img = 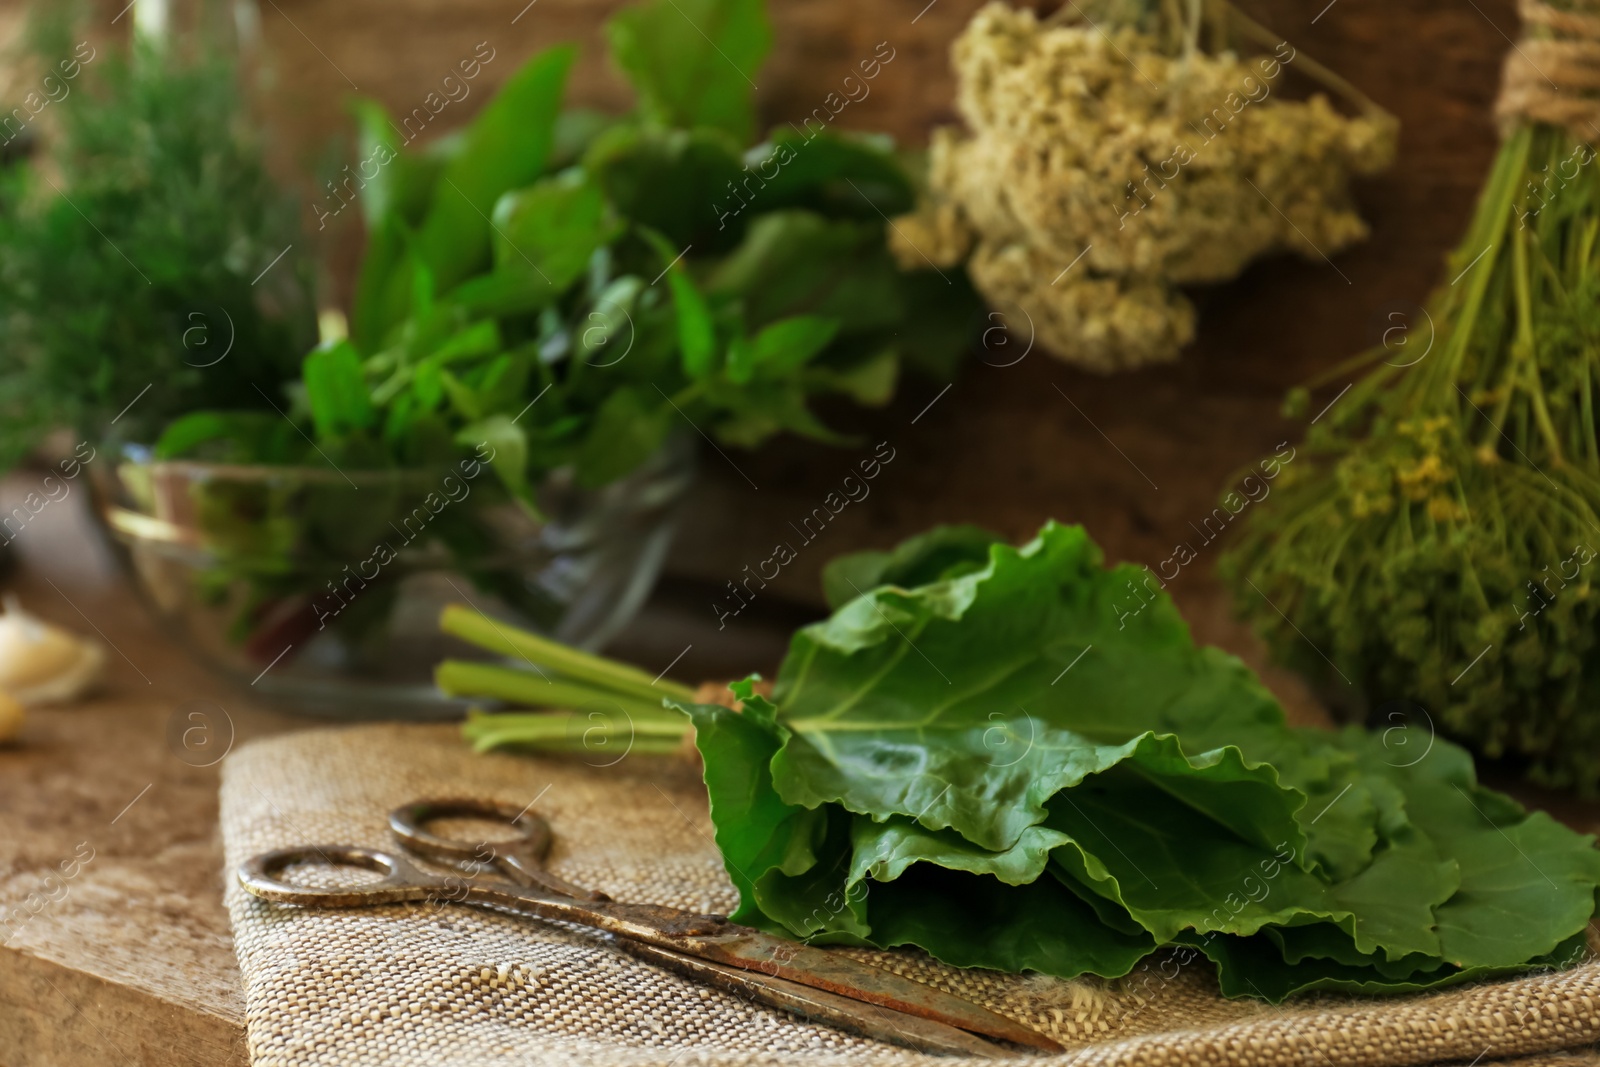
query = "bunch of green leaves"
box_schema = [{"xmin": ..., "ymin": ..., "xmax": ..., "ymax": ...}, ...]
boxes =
[
  {"xmin": 446, "ymin": 522, "xmax": 1600, "ymax": 997},
  {"xmin": 163, "ymin": 0, "xmax": 978, "ymax": 502},
  {"xmin": 1220, "ymin": 120, "xmax": 1600, "ymax": 792},
  {"xmin": 0, "ymin": 10, "xmax": 315, "ymax": 470}
]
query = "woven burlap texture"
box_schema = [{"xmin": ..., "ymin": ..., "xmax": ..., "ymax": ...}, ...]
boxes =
[{"xmin": 220, "ymin": 723, "xmax": 1600, "ymax": 1067}]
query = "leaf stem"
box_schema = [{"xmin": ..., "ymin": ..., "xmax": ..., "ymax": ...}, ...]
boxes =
[
  {"xmin": 437, "ymin": 660, "xmax": 681, "ymax": 720},
  {"xmin": 439, "ymin": 604, "xmax": 696, "ymax": 703},
  {"xmin": 1511, "ymin": 210, "xmax": 1566, "ymax": 464},
  {"xmin": 462, "ymin": 708, "xmax": 689, "ymax": 754}
]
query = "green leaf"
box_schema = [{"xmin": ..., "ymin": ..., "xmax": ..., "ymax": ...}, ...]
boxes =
[
  {"xmin": 1340, "ymin": 731, "xmax": 1600, "ymax": 968},
  {"xmin": 152, "ymin": 411, "xmax": 239, "ymax": 459},
  {"xmin": 586, "ymin": 125, "xmax": 745, "ymax": 248},
  {"xmin": 666, "ymin": 270, "xmax": 716, "ymax": 379},
  {"xmin": 152, "ymin": 411, "xmax": 299, "ymax": 463},
  {"xmin": 858, "ymin": 830, "xmax": 1159, "ymax": 977},
  {"xmin": 446, "ymin": 270, "xmax": 558, "ymax": 318},
  {"xmin": 1041, "ymin": 756, "xmax": 1454, "ymax": 957},
  {"xmin": 490, "ymin": 171, "xmax": 621, "ymax": 298},
  {"xmin": 725, "ymin": 315, "xmax": 839, "ymax": 384},
  {"xmin": 709, "ymin": 211, "xmax": 903, "ymax": 332},
  {"xmin": 456, "ymin": 414, "xmax": 532, "ymax": 507},
  {"xmin": 350, "ymin": 99, "xmax": 442, "ymax": 226},
  {"xmin": 573, "ymin": 386, "xmax": 674, "ymax": 488},
  {"xmin": 550, "ymin": 108, "xmax": 622, "ymax": 170},
  {"xmin": 742, "ymin": 128, "xmax": 915, "ymax": 218},
  {"xmin": 683, "ymin": 698, "xmax": 816, "ymax": 927},
  {"xmin": 1184, "ymin": 727, "xmax": 1600, "ymax": 999},
  {"xmin": 351, "ymin": 214, "xmax": 412, "ymax": 349},
  {"xmin": 302, "ymin": 340, "xmax": 376, "ymax": 439},
  {"xmin": 706, "ymin": 381, "xmax": 847, "ymax": 448},
  {"xmin": 439, "ymin": 369, "xmax": 481, "ymax": 421},
  {"xmin": 806, "ymin": 347, "xmax": 898, "ymax": 406},
  {"xmin": 671, "ymin": 521, "xmax": 1600, "ymax": 995},
  {"xmin": 412, "ymin": 46, "xmax": 574, "ymax": 297},
  {"xmin": 605, "ymin": 0, "xmax": 771, "ymax": 141},
  {"xmin": 893, "ymin": 267, "xmax": 984, "ymax": 380},
  {"xmin": 820, "ymin": 523, "xmax": 1006, "ymax": 610},
  {"xmin": 427, "ymin": 319, "xmax": 502, "ymax": 365},
  {"xmin": 768, "ymin": 524, "xmax": 1292, "ymax": 774},
  {"xmin": 576, "ymin": 276, "xmax": 645, "ymax": 365}
]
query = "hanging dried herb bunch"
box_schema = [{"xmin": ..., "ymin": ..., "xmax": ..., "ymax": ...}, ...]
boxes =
[
  {"xmin": 892, "ymin": 0, "xmax": 1396, "ymax": 372},
  {"xmin": 1222, "ymin": 0, "xmax": 1600, "ymax": 791}
]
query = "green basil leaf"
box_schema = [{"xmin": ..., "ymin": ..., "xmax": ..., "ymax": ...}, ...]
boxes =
[
  {"xmin": 892, "ymin": 267, "xmax": 985, "ymax": 380},
  {"xmin": 707, "ymin": 381, "xmax": 845, "ymax": 448},
  {"xmin": 350, "ymin": 214, "xmax": 412, "ymax": 349},
  {"xmin": 456, "ymin": 414, "xmax": 532, "ymax": 509},
  {"xmin": 586, "ymin": 125, "xmax": 745, "ymax": 248},
  {"xmin": 724, "ymin": 314, "xmax": 837, "ymax": 384},
  {"xmin": 412, "ymin": 46, "xmax": 574, "ymax": 297},
  {"xmin": 302, "ymin": 340, "xmax": 376, "ymax": 439},
  {"xmin": 804, "ymin": 347, "xmax": 898, "ymax": 406},
  {"xmin": 708, "ymin": 210, "xmax": 903, "ymax": 331},
  {"xmin": 605, "ymin": 0, "xmax": 771, "ymax": 141},
  {"xmin": 490, "ymin": 171, "xmax": 620, "ymax": 297},
  {"xmin": 741, "ymin": 128, "xmax": 914, "ymax": 219},
  {"xmin": 666, "ymin": 269, "xmax": 716, "ymax": 379},
  {"xmin": 350, "ymin": 99, "xmax": 441, "ymax": 227},
  {"xmin": 446, "ymin": 270, "xmax": 559, "ymax": 318},
  {"xmin": 439, "ymin": 368, "xmax": 481, "ymax": 421},
  {"xmin": 573, "ymin": 386, "xmax": 673, "ymax": 488},
  {"xmin": 152, "ymin": 411, "xmax": 297, "ymax": 463}
]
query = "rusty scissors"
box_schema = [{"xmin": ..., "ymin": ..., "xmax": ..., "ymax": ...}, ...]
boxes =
[{"xmin": 238, "ymin": 797, "xmax": 1061, "ymax": 1058}]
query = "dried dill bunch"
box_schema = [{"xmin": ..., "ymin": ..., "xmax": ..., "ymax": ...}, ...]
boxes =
[
  {"xmin": 892, "ymin": 1, "xmax": 1396, "ymax": 372},
  {"xmin": 1221, "ymin": 123, "xmax": 1600, "ymax": 792}
]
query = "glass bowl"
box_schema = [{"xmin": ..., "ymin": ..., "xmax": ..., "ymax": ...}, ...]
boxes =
[{"xmin": 88, "ymin": 439, "xmax": 695, "ymax": 718}]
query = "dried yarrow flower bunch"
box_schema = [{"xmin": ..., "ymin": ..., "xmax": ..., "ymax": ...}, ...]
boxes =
[{"xmin": 892, "ymin": 0, "xmax": 1396, "ymax": 371}]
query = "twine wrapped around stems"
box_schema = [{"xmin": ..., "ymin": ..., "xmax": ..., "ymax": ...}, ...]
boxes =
[{"xmin": 1499, "ymin": 0, "xmax": 1600, "ymax": 139}]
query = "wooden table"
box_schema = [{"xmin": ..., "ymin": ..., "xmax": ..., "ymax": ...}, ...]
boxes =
[{"xmin": 0, "ymin": 474, "xmax": 286, "ymax": 1067}]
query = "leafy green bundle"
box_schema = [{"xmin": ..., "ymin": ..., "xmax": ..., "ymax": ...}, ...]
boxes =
[
  {"xmin": 448, "ymin": 522, "xmax": 1600, "ymax": 999},
  {"xmin": 165, "ymin": 0, "xmax": 976, "ymax": 500},
  {"xmin": 0, "ymin": 16, "xmax": 315, "ymax": 469},
  {"xmin": 1220, "ymin": 121, "xmax": 1600, "ymax": 791}
]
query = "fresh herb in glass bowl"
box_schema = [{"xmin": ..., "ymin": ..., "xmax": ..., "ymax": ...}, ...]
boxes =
[{"xmin": 96, "ymin": 0, "xmax": 981, "ymax": 710}]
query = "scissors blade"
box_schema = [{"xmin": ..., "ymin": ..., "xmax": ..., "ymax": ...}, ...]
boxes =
[
  {"xmin": 614, "ymin": 939, "xmax": 1020, "ymax": 1058},
  {"xmin": 448, "ymin": 863, "xmax": 1060, "ymax": 1052},
  {"xmin": 683, "ymin": 929, "xmax": 1063, "ymax": 1053}
]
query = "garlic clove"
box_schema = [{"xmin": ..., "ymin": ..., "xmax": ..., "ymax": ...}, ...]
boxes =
[
  {"xmin": 0, "ymin": 597, "xmax": 105, "ymax": 706},
  {"xmin": 0, "ymin": 690, "xmax": 24, "ymax": 742}
]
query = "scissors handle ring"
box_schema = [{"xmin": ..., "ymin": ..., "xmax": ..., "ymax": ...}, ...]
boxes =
[
  {"xmin": 388, "ymin": 797, "xmax": 611, "ymax": 903},
  {"xmin": 238, "ymin": 845, "xmax": 437, "ymax": 907},
  {"xmin": 388, "ymin": 797, "xmax": 548, "ymax": 862}
]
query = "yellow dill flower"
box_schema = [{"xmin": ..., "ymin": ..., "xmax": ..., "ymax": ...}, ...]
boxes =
[{"xmin": 1396, "ymin": 454, "xmax": 1451, "ymax": 498}]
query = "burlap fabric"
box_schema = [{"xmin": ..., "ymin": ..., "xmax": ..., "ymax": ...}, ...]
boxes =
[{"xmin": 220, "ymin": 724, "xmax": 1600, "ymax": 1067}]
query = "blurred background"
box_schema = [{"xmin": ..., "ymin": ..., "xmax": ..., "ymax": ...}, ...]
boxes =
[{"xmin": 0, "ymin": 0, "xmax": 1511, "ymax": 692}]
